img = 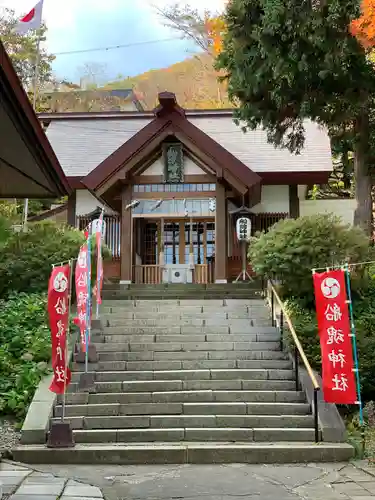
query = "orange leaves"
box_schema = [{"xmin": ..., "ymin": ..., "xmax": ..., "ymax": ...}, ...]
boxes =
[
  {"xmin": 205, "ymin": 16, "xmax": 226, "ymax": 54},
  {"xmin": 350, "ymin": 0, "xmax": 375, "ymax": 48}
]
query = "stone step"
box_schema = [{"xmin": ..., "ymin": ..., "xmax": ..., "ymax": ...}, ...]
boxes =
[
  {"xmin": 66, "ymin": 427, "xmax": 318, "ymax": 443},
  {"xmin": 103, "ymin": 314, "xmax": 271, "ymax": 322},
  {"xmin": 103, "ymin": 319, "xmax": 274, "ymax": 329},
  {"xmin": 51, "ymin": 414, "xmax": 315, "ymax": 430},
  {"xmin": 54, "ymin": 402, "xmax": 311, "ymax": 418},
  {"xmin": 94, "ymin": 350, "xmax": 289, "ymax": 362},
  {"xmin": 101, "ymin": 292, "xmax": 263, "ymax": 300},
  {"xmin": 68, "ymin": 379, "xmax": 297, "ymax": 393},
  {"xmin": 91, "ymin": 334, "xmax": 281, "ymax": 344},
  {"xmin": 103, "ymin": 283, "xmax": 263, "ymax": 290},
  {"xmin": 71, "ymin": 369, "xmax": 295, "ymax": 383},
  {"xmin": 103, "ymin": 298, "xmax": 265, "ymax": 305},
  {"xmin": 72, "ymin": 359, "xmax": 293, "ymax": 372},
  {"xmin": 90, "ymin": 341, "xmax": 281, "ymax": 352},
  {"xmin": 60, "ymin": 390, "xmax": 307, "ymax": 405},
  {"xmin": 12, "ymin": 442, "xmax": 354, "ymax": 465},
  {"xmin": 102, "ymin": 301, "xmax": 264, "ymax": 308},
  {"xmin": 97, "ymin": 329, "xmax": 277, "ymax": 337}
]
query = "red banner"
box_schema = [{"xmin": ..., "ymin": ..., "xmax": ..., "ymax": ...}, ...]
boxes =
[
  {"xmin": 48, "ymin": 264, "xmax": 72, "ymax": 394},
  {"xmin": 95, "ymin": 214, "xmax": 104, "ymax": 307},
  {"xmin": 75, "ymin": 244, "xmax": 89, "ymax": 352},
  {"xmin": 313, "ymin": 269, "xmax": 357, "ymax": 404}
]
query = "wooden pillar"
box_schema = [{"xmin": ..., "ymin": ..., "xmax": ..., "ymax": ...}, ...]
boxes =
[
  {"xmin": 120, "ymin": 184, "xmax": 132, "ymax": 284},
  {"xmin": 215, "ymin": 182, "xmax": 228, "ymax": 283},
  {"xmin": 179, "ymin": 220, "xmax": 185, "ymax": 264},
  {"xmin": 159, "ymin": 218, "xmax": 165, "ymax": 266},
  {"xmin": 67, "ymin": 190, "xmax": 76, "ymax": 227},
  {"xmin": 289, "ymin": 185, "xmax": 300, "ymax": 218},
  {"xmin": 188, "ymin": 217, "xmax": 194, "ymax": 266}
]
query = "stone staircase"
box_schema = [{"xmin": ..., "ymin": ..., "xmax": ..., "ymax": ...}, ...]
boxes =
[{"xmin": 14, "ymin": 289, "xmax": 353, "ymax": 464}]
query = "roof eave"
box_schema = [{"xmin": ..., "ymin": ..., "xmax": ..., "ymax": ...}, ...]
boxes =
[{"xmin": 0, "ymin": 41, "xmax": 71, "ymax": 197}]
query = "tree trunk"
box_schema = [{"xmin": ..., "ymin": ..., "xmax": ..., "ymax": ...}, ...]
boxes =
[{"xmin": 353, "ymin": 112, "xmax": 373, "ymax": 238}]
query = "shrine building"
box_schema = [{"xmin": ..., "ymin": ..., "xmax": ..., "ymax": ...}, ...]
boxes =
[{"xmin": 38, "ymin": 91, "xmax": 350, "ymax": 285}]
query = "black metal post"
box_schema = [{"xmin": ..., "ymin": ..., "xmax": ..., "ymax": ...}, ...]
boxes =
[
  {"xmin": 271, "ymin": 291, "xmax": 275, "ymax": 327},
  {"xmin": 280, "ymin": 309, "xmax": 284, "ymax": 351},
  {"xmin": 294, "ymin": 346, "xmax": 299, "ymax": 391},
  {"xmin": 313, "ymin": 388, "xmax": 319, "ymax": 442}
]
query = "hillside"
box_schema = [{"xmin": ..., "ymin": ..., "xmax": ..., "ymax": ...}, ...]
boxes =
[{"xmin": 104, "ymin": 53, "xmax": 232, "ymax": 110}]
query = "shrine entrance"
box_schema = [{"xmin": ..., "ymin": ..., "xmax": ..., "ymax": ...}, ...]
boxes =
[{"xmin": 134, "ymin": 218, "xmax": 215, "ymax": 284}]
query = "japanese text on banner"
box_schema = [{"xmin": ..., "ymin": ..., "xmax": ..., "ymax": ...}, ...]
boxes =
[
  {"xmin": 47, "ymin": 264, "xmax": 72, "ymax": 394},
  {"xmin": 312, "ymin": 269, "xmax": 356, "ymax": 404},
  {"xmin": 75, "ymin": 244, "xmax": 89, "ymax": 352}
]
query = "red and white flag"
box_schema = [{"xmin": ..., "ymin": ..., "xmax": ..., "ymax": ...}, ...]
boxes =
[
  {"xmin": 95, "ymin": 211, "xmax": 104, "ymax": 312},
  {"xmin": 313, "ymin": 269, "xmax": 357, "ymax": 404},
  {"xmin": 15, "ymin": 0, "xmax": 44, "ymax": 35},
  {"xmin": 48, "ymin": 264, "xmax": 72, "ymax": 394}
]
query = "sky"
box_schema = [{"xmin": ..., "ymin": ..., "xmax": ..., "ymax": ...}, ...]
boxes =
[{"xmin": 0, "ymin": 0, "xmax": 225, "ymax": 83}]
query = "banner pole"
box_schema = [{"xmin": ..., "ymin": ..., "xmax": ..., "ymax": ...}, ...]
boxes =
[
  {"xmin": 344, "ymin": 264, "xmax": 365, "ymax": 453},
  {"xmin": 85, "ymin": 234, "xmax": 92, "ymax": 374},
  {"xmin": 96, "ymin": 209, "xmax": 104, "ymax": 320},
  {"xmin": 61, "ymin": 259, "xmax": 73, "ymax": 423},
  {"xmin": 344, "ymin": 264, "xmax": 363, "ymax": 424}
]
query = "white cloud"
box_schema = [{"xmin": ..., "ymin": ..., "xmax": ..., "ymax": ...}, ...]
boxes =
[
  {"xmin": 0, "ymin": 0, "xmax": 124, "ymax": 31},
  {"xmin": 0, "ymin": 0, "xmax": 226, "ymax": 34},
  {"xmin": 142, "ymin": 0, "xmax": 226, "ymax": 38}
]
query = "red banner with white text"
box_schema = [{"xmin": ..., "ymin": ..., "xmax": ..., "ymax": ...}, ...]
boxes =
[
  {"xmin": 74, "ymin": 243, "xmax": 89, "ymax": 352},
  {"xmin": 313, "ymin": 269, "xmax": 356, "ymax": 404},
  {"xmin": 95, "ymin": 214, "xmax": 104, "ymax": 307},
  {"xmin": 48, "ymin": 264, "xmax": 72, "ymax": 394}
]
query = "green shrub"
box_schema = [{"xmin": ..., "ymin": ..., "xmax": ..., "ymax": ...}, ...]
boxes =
[
  {"xmin": 0, "ymin": 220, "xmax": 111, "ymax": 298},
  {"xmin": 0, "ymin": 293, "xmax": 51, "ymax": 419},
  {"xmin": 249, "ymin": 213, "xmax": 369, "ymax": 301}
]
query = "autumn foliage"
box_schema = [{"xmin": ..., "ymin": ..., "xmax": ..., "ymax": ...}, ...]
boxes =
[
  {"xmin": 350, "ymin": 0, "xmax": 375, "ymax": 48},
  {"xmin": 205, "ymin": 16, "xmax": 226, "ymax": 55},
  {"xmin": 205, "ymin": 1, "xmax": 375, "ymax": 52}
]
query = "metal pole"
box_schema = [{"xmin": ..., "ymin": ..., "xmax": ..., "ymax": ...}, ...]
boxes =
[
  {"xmin": 294, "ymin": 346, "xmax": 299, "ymax": 392},
  {"xmin": 62, "ymin": 260, "xmax": 74, "ymax": 423},
  {"xmin": 85, "ymin": 233, "xmax": 92, "ymax": 373},
  {"xmin": 32, "ymin": 32, "xmax": 42, "ymax": 110},
  {"xmin": 280, "ymin": 309, "xmax": 284, "ymax": 351},
  {"xmin": 344, "ymin": 265, "xmax": 364, "ymax": 426},
  {"xmin": 313, "ymin": 387, "xmax": 320, "ymax": 442},
  {"xmin": 271, "ymin": 292, "xmax": 275, "ymax": 327},
  {"xmin": 22, "ymin": 32, "xmax": 42, "ymax": 235},
  {"xmin": 22, "ymin": 198, "xmax": 29, "ymax": 231}
]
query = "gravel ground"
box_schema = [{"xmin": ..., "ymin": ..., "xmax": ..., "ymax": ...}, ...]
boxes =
[{"xmin": 0, "ymin": 419, "xmax": 20, "ymax": 457}]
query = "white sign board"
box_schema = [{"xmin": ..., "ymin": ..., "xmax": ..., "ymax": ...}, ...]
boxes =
[{"xmin": 236, "ymin": 217, "xmax": 251, "ymax": 241}]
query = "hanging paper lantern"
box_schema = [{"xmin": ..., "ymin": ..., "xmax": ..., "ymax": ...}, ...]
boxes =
[{"xmin": 236, "ymin": 217, "xmax": 251, "ymax": 241}]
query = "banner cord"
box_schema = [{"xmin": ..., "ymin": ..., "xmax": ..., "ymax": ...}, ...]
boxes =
[{"xmin": 312, "ymin": 260, "xmax": 375, "ymax": 273}]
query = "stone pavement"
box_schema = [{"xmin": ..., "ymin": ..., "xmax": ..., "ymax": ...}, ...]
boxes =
[
  {"xmin": 0, "ymin": 460, "xmax": 103, "ymax": 500},
  {"xmin": 14, "ymin": 460, "xmax": 375, "ymax": 500}
]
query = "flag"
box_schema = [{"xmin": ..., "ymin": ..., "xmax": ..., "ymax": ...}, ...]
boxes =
[
  {"xmin": 312, "ymin": 269, "xmax": 357, "ymax": 404},
  {"xmin": 74, "ymin": 244, "xmax": 89, "ymax": 352},
  {"xmin": 48, "ymin": 264, "xmax": 72, "ymax": 394},
  {"xmin": 15, "ymin": 0, "xmax": 44, "ymax": 35}
]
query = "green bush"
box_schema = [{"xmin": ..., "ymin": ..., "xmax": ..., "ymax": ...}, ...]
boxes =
[
  {"xmin": 0, "ymin": 293, "xmax": 51, "ymax": 419},
  {"xmin": 249, "ymin": 213, "xmax": 369, "ymax": 301},
  {"xmin": 0, "ymin": 219, "xmax": 111, "ymax": 298}
]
